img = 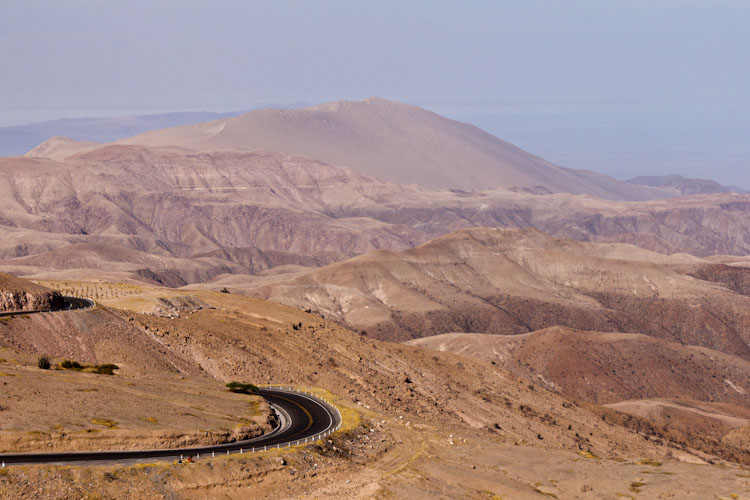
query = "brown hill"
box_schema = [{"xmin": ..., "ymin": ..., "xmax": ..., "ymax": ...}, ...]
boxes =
[
  {"xmin": 4, "ymin": 283, "xmax": 747, "ymax": 497},
  {"xmin": 408, "ymin": 326, "xmax": 750, "ymax": 465},
  {"xmin": 0, "ymin": 284, "xmax": 721, "ymax": 463},
  {"xmin": 115, "ymin": 97, "xmax": 665, "ymax": 200},
  {"xmin": 5, "ymin": 145, "xmax": 750, "ymax": 285},
  {"xmin": 407, "ymin": 327, "xmax": 750, "ymax": 406},
  {"xmin": 240, "ymin": 228, "xmax": 750, "ymax": 360}
]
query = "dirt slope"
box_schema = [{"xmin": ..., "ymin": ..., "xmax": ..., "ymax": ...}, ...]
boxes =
[
  {"xmin": 408, "ymin": 327, "xmax": 750, "ymax": 406},
  {"xmin": 0, "ymin": 285, "xmax": 694, "ymax": 460},
  {"xmin": 1, "ymin": 282, "xmax": 747, "ymax": 497}
]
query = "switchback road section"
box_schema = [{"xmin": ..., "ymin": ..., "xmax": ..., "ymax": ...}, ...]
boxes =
[{"xmin": 0, "ymin": 387, "xmax": 342, "ymax": 466}]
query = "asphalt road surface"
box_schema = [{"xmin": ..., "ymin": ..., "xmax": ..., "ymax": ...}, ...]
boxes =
[
  {"xmin": 0, "ymin": 296, "xmax": 95, "ymax": 318},
  {"xmin": 0, "ymin": 388, "xmax": 341, "ymax": 466}
]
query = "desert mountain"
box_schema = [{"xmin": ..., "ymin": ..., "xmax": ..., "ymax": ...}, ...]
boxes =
[
  {"xmin": 115, "ymin": 97, "xmax": 666, "ymax": 200},
  {"xmin": 4, "ymin": 145, "xmax": 750, "ymax": 286},
  {"xmin": 239, "ymin": 227, "xmax": 750, "ymax": 360}
]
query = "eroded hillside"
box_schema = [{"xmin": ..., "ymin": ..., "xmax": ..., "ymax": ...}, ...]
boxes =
[
  {"xmin": 3, "ymin": 146, "xmax": 750, "ymax": 286},
  {"xmin": 237, "ymin": 228, "xmax": 750, "ymax": 360}
]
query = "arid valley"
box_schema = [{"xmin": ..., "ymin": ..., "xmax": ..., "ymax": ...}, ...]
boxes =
[
  {"xmin": 2, "ymin": 3, "xmax": 750, "ymax": 497},
  {"xmin": 0, "ymin": 95, "xmax": 748, "ymax": 499}
]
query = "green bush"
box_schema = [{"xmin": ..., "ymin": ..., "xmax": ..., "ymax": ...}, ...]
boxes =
[
  {"xmin": 37, "ymin": 355, "xmax": 51, "ymax": 370},
  {"xmin": 226, "ymin": 382, "xmax": 259, "ymax": 394}
]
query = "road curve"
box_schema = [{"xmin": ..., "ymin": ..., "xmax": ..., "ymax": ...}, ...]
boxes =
[
  {"xmin": 0, "ymin": 388, "xmax": 342, "ymax": 466},
  {"xmin": 0, "ymin": 296, "xmax": 95, "ymax": 318}
]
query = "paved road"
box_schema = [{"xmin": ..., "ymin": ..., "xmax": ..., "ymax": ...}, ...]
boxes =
[
  {"xmin": 0, "ymin": 296, "xmax": 95, "ymax": 318},
  {"xmin": 0, "ymin": 388, "xmax": 341, "ymax": 466}
]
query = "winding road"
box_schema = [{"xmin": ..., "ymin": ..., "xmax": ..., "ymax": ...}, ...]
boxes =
[
  {"xmin": 0, "ymin": 296, "xmax": 96, "ymax": 318},
  {"xmin": 0, "ymin": 387, "xmax": 342, "ymax": 466},
  {"xmin": 0, "ymin": 298, "xmax": 342, "ymax": 466}
]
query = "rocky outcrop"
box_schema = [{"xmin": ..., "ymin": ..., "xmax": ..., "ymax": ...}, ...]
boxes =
[
  {"xmin": 0, "ymin": 273, "xmax": 64, "ymax": 312},
  {"xmin": 0, "ymin": 289, "xmax": 64, "ymax": 313}
]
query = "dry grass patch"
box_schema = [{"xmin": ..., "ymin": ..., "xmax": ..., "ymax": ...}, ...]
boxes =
[{"xmin": 91, "ymin": 419, "xmax": 118, "ymax": 429}]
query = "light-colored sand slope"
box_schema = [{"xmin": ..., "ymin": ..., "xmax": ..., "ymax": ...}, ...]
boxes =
[{"xmin": 117, "ymin": 97, "xmax": 665, "ymax": 200}]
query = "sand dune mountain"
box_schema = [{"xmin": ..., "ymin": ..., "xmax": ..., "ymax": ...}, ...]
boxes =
[{"xmin": 115, "ymin": 97, "xmax": 666, "ymax": 200}]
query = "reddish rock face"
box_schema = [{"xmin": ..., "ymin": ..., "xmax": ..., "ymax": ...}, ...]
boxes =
[
  {"xmin": 0, "ymin": 289, "xmax": 63, "ymax": 313},
  {"xmin": 0, "ymin": 273, "xmax": 64, "ymax": 312}
]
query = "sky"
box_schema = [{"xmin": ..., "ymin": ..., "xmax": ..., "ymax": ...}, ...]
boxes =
[{"xmin": 1, "ymin": 0, "xmax": 748, "ymax": 184}]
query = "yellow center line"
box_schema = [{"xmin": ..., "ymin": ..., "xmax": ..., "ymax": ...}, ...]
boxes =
[{"xmin": 270, "ymin": 394, "xmax": 314, "ymax": 436}]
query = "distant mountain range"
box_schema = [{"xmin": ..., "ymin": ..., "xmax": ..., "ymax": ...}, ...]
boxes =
[
  {"xmin": 0, "ymin": 111, "xmax": 248, "ymax": 156},
  {"xmin": 0, "ymin": 103, "xmax": 312, "ymax": 157},
  {"xmin": 626, "ymin": 174, "xmax": 748, "ymax": 195},
  {"xmin": 9, "ymin": 98, "xmax": 745, "ymax": 198}
]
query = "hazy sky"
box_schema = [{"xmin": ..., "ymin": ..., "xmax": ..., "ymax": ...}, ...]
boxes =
[{"xmin": 1, "ymin": 0, "xmax": 748, "ymax": 183}]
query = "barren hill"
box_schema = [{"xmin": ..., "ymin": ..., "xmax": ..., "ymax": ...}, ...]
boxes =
[
  {"xmin": 0, "ymin": 285, "xmax": 736, "ymax": 466},
  {"xmin": 408, "ymin": 327, "xmax": 750, "ymax": 406},
  {"xmin": 5, "ymin": 145, "xmax": 750, "ymax": 285},
  {"xmin": 240, "ymin": 228, "xmax": 750, "ymax": 359},
  {"xmin": 117, "ymin": 97, "xmax": 665, "ymax": 200}
]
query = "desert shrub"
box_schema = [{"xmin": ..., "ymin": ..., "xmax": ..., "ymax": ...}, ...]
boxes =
[
  {"xmin": 93, "ymin": 364, "xmax": 119, "ymax": 375},
  {"xmin": 37, "ymin": 355, "xmax": 51, "ymax": 370},
  {"xmin": 226, "ymin": 381, "xmax": 259, "ymax": 394},
  {"xmin": 60, "ymin": 359, "xmax": 83, "ymax": 370},
  {"xmin": 220, "ymin": 287, "xmax": 230, "ymax": 294},
  {"xmin": 59, "ymin": 359, "xmax": 118, "ymax": 375}
]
